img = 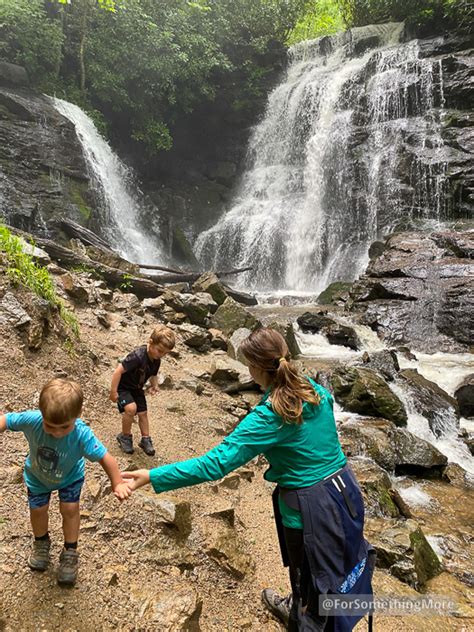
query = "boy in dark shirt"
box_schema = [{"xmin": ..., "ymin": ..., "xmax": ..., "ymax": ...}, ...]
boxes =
[{"xmin": 110, "ymin": 325, "xmax": 175, "ymax": 456}]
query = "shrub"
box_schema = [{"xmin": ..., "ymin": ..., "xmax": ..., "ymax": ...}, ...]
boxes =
[{"xmin": 0, "ymin": 225, "xmax": 79, "ymax": 338}]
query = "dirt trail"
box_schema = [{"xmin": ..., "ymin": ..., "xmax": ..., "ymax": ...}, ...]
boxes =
[{"xmin": 0, "ymin": 298, "xmax": 472, "ymax": 631}]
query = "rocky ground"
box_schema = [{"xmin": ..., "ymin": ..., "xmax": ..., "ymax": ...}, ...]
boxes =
[{"xmin": 0, "ymin": 245, "xmax": 473, "ymax": 631}]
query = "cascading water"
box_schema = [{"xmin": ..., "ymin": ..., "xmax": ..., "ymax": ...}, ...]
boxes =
[
  {"xmin": 196, "ymin": 23, "xmax": 450, "ymax": 292},
  {"xmin": 51, "ymin": 98, "xmax": 164, "ymax": 265}
]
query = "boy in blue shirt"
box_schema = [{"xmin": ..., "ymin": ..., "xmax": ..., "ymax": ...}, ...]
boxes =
[{"xmin": 0, "ymin": 378, "xmax": 131, "ymax": 586}]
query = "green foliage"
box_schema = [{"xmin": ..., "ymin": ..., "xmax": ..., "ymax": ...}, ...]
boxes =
[
  {"xmin": 119, "ymin": 273, "xmax": 133, "ymax": 291},
  {"xmin": 0, "ymin": 0, "xmax": 64, "ymax": 88},
  {"xmin": 0, "ymin": 225, "xmax": 79, "ymax": 338},
  {"xmin": 1, "ymin": 0, "xmax": 317, "ymax": 152},
  {"xmin": 288, "ymin": 0, "xmax": 345, "ymax": 44},
  {"xmin": 337, "ymin": 0, "xmax": 472, "ymax": 33}
]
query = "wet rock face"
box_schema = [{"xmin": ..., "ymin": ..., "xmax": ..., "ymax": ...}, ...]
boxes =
[
  {"xmin": 348, "ymin": 231, "xmax": 474, "ymax": 353},
  {"xmin": 454, "ymin": 374, "xmax": 474, "ymax": 418},
  {"xmin": 0, "ymin": 84, "xmax": 95, "ymax": 233},
  {"xmin": 332, "ymin": 366, "xmax": 407, "ymax": 426},
  {"xmin": 297, "ymin": 312, "xmax": 360, "ymax": 350},
  {"xmin": 370, "ymin": 519, "xmax": 442, "ymax": 588},
  {"xmin": 400, "ymin": 369, "xmax": 460, "ymax": 437},
  {"xmin": 340, "ymin": 417, "xmax": 448, "ymax": 475}
]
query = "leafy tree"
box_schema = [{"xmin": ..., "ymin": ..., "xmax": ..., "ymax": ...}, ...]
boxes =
[
  {"xmin": 287, "ymin": 0, "xmax": 345, "ymax": 44},
  {"xmin": 0, "ymin": 0, "xmax": 64, "ymax": 88},
  {"xmin": 336, "ymin": 0, "xmax": 472, "ymax": 34}
]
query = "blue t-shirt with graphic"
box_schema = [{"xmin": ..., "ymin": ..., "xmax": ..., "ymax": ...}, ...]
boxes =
[{"xmin": 6, "ymin": 410, "xmax": 107, "ymax": 494}]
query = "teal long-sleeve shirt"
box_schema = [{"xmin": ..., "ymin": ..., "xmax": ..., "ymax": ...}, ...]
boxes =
[{"xmin": 150, "ymin": 380, "xmax": 346, "ymax": 528}]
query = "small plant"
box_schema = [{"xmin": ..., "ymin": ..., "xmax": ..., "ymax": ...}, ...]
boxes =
[
  {"xmin": 0, "ymin": 224, "xmax": 80, "ymax": 338},
  {"xmin": 119, "ymin": 273, "xmax": 134, "ymax": 291}
]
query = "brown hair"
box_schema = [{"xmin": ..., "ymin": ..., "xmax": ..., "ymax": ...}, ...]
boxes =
[
  {"xmin": 39, "ymin": 378, "xmax": 83, "ymax": 425},
  {"xmin": 150, "ymin": 325, "xmax": 175, "ymax": 349},
  {"xmin": 240, "ymin": 328, "xmax": 320, "ymax": 424}
]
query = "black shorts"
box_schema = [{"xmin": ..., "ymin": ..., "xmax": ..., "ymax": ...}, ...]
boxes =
[{"xmin": 117, "ymin": 389, "xmax": 147, "ymax": 414}]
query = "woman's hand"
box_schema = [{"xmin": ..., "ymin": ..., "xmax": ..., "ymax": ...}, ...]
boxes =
[{"xmin": 121, "ymin": 469, "xmax": 151, "ymax": 491}]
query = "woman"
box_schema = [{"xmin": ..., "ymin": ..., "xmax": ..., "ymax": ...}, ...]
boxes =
[{"xmin": 123, "ymin": 328, "xmax": 374, "ymax": 631}]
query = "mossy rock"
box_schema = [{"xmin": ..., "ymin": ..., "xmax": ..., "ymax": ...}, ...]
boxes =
[
  {"xmin": 332, "ymin": 366, "xmax": 407, "ymax": 426},
  {"xmin": 317, "ymin": 281, "xmax": 352, "ymax": 305},
  {"xmin": 210, "ymin": 297, "xmax": 259, "ymax": 336}
]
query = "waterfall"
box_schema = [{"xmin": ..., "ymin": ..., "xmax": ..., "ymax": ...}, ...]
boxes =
[
  {"xmin": 196, "ymin": 23, "xmax": 450, "ymax": 292},
  {"xmin": 51, "ymin": 98, "xmax": 164, "ymax": 265}
]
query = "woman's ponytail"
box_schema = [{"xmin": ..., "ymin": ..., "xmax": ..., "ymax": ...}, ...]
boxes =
[{"xmin": 240, "ymin": 328, "xmax": 320, "ymax": 424}]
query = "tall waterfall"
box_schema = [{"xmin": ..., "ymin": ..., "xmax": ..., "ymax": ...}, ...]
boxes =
[
  {"xmin": 196, "ymin": 23, "xmax": 450, "ymax": 293},
  {"xmin": 51, "ymin": 98, "xmax": 164, "ymax": 265}
]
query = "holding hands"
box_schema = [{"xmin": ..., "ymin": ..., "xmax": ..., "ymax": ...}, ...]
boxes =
[
  {"xmin": 113, "ymin": 480, "xmax": 133, "ymax": 500},
  {"xmin": 121, "ymin": 469, "xmax": 151, "ymax": 491}
]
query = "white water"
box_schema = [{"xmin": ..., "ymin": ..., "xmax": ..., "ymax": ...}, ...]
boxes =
[
  {"xmin": 297, "ymin": 321, "xmax": 473, "ymax": 474},
  {"xmin": 396, "ymin": 483, "xmax": 434, "ymax": 508},
  {"xmin": 51, "ymin": 98, "xmax": 164, "ymax": 265},
  {"xmin": 196, "ymin": 23, "xmax": 451, "ymax": 292}
]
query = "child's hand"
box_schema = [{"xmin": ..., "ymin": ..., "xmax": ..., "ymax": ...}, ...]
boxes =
[
  {"xmin": 113, "ymin": 481, "xmax": 132, "ymax": 500},
  {"xmin": 121, "ymin": 469, "xmax": 151, "ymax": 491},
  {"xmin": 109, "ymin": 391, "xmax": 118, "ymax": 403},
  {"xmin": 147, "ymin": 386, "xmax": 159, "ymax": 396}
]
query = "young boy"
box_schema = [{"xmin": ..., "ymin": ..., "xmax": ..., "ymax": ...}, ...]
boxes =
[
  {"xmin": 0, "ymin": 378, "xmax": 130, "ymax": 586},
  {"xmin": 110, "ymin": 324, "xmax": 175, "ymax": 456}
]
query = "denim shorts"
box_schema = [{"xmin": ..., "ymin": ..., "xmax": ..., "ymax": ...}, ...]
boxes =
[{"xmin": 27, "ymin": 477, "xmax": 85, "ymax": 509}]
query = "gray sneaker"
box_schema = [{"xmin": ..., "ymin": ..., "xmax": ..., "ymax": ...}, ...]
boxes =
[
  {"xmin": 58, "ymin": 548, "xmax": 79, "ymax": 585},
  {"xmin": 262, "ymin": 589, "xmax": 292, "ymax": 625},
  {"xmin": 138, "ymin": 436, "xmax": 155, "ymax": 456},
  {"xmin": 116, "ymin": 433, "xmax": 134, "ymax": 454},
  {"xmin": 28, "ymin": 539, "xmax": 51, "ymax": 571}
]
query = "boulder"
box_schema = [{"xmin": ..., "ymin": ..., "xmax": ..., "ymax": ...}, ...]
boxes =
[
  {"xmin": 340, "ymin": 417, "xmax": 447, "ymax": 475},
  {"xmin": 332, "ymin": 367, "xmax": 407, "ymax": 426},
  {"xmin": 142, "ymin": 495, "xmax": 192, "ymax": 538},
  {"xmin": 227, "ymin": 328, "xmax": 252, "ymax": 364},
  {"xmin": 177, "ymin": 324, "xmax": 211, "ymax": 352},
  {"xmin": 349, "ymin": 457, "xmax": 399, "ymax": 518},
  {"xmin": 347, "ymin": 232, "xmax": 474, "ymax": 353},
  {"xmin": 454, "ymin": 374, "xmax": 474, "ymax": 418},
  {"xmin": 142, "ymin": 296, "xmax": 165, "ymax": 314},
  {"xmin": 163, "ymin": 291, "xmax": 217, "ymax": 326},
  {"xmin": 400, "ymin": 369, "xmax": 460, "ymax": 437},
  {"xmin": 297, "ymin": 312, "xmax": 360, "ymax": 350},
  {"xmin": 208, "ymin": 328, "xmax": 228, "ymax": 350},
  {"xmin": 265, "ymin": 320, "xmax": 302, "ymax": 359},
  {"xmin": 210, "ymin": 297, "xmax": 259, "ymax": 336},
  {"xmin": 442, "ymin": 463, "xmax": 474, "ymax": 489},
  {"xmin": 210, "ymin": 356, "xmax": 253, "ymax": 391},
  {"xmin": 371, "ymin": 519, "xmax": 442, "ymax": 588},
  {"xmin": 0, "ymin": 292, "xmax": 31, "ymax": 328},
  {"xmin": 112, "ymin": 291, "xmax": 141, "ymax": 311},
  {"xmin": 317, "ymin": 281, "xmax": 353, "ymax": 305},
  {"xmin": 60, "ymin": 273, "xmax": 91, "ymax": 303},
  {"xmin": 192, "ymin": 272, "xmax": 228, "ymax": 305},
  {"xmin": 17, "ymin": 237, "xmax": 51, "ymax": 265},
  {"xmin": 0, "ymin": 61, "xmax": 29, "ymax": 86},
  {"xmin": 359, "ymin": 349, "xmax": 400, "ymax": 381}
]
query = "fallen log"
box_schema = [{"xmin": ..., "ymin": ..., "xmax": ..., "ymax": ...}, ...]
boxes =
[
  {"xmin": 8, "ymin": 227, "xmax": 164, "ymax": 299},
  {"xmin": 138, "ymin": 263, "xmax": 187, "ymax": 274},
  {"xmin": 218, "ymin": 266, "xmax": 253, "ymax": 277},
  {"xmin": 53, "ymin": 217, "xmax": 112, "ymax": 251}
]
